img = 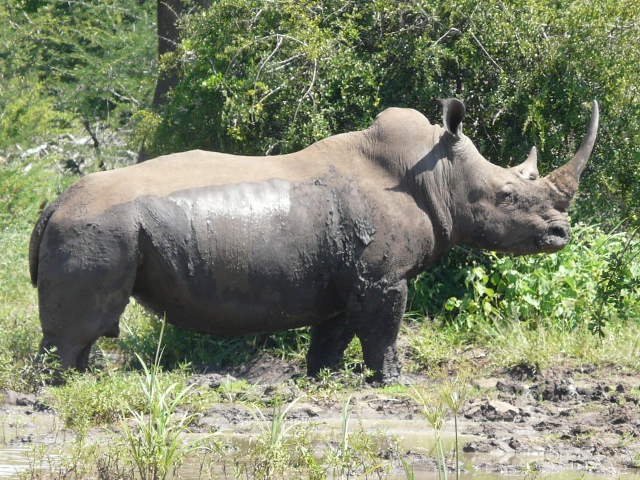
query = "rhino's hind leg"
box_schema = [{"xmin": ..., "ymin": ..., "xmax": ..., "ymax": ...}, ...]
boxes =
[
  {"xmin": 354, "ymin": 280, "xmax": 408, "ymax": 384},
  {"xmin": 39, "ymin": 335, "xmax": 93, "ymax": 371},
  {"xmin": 37, "ymin": 261, "xmax": 135, "ymax": 371},
  {"xmin": 306, "ymin": 313, "xmax": 357, "ymax": 377},
  {"xmin": 38, "ymin": 292, "xmax": 130, "ymax": 371}
]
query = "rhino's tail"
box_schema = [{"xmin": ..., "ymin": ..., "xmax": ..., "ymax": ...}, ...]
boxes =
[{"xmin": 29, "ymin": 199, "xmax": 60, "ymax": 287}]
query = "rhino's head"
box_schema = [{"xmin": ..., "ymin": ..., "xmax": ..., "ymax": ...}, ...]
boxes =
[{"xmin": 441, "ymin": 98, "xmax": 599, "ymax": 255}]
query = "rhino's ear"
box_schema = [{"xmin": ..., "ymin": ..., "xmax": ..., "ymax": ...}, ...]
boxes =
[{"xmin": 439, "ymin": 98, "xmax": 466, "ymax": 139}]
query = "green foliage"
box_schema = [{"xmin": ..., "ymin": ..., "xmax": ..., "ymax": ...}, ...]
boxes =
[
  {"xmin": 403, "ymin": 321, "xmax": 461, "ymax": 373},
  {"xmin": 0, "ymin": 80, "xmax": 74, "ymax": 148},
  {"xmin": 321, "ymin": 424, "xmax": 390, "ymax": 479},
  {"xmin": 240, "ymin": 395, "xmax": 305, "ymax": 478},
  {"xmin": 147, "ymin": 0, "xmax": 383, "ymax": 156},
  {"xmin": 0, "ymin": 0, "xmax": 156, "ymax": 145},
  {"xmin": 472, "ymin": 313, "xmax": 640, "ymax": 373},
  {"xmin": 121, "ymin": 322, "xmax": 203, "ymax": 480},
  {"xmin": 147, "ymin": 0, "xmax": 640, "ymax": 223},
  {"xmin": 0, "ymin": 155, "xmax": 75, "ymax": 232},
  {"xmin": 409, "ymin": 371, "xmax": 471, "ymax": 480},
  {"xmin": 47, "ymin": 371, "xmax": 143, "ymax": 434},
  {"xmin": 416, "ymin": 224, "xmax": 640, "ymax": 334}
]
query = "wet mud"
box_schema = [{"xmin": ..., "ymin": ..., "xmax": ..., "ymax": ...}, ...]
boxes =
[{"xmin": 1, "ymin": 353, "xmax": 640, "ymax": 478}]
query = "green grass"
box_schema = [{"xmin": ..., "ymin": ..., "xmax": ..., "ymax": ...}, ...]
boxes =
[
  {"xmin": 405, "ymin": 312, "xmax": 640, "ymax": 379},
  {"xmin": 480, "ymin": 317, "xmax": 640, "ymax": 372},
  {"xmin": 46, "ymin": 371, "xmax": 147, "ymax": 433},
  {"xmin": 121, "ymin": 323, "xmax": 204, "ymax": 480}
]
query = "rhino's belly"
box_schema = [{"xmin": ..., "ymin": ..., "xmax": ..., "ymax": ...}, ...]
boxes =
[
  {"xmin": 132, "ymin": 236, "xmax": 347, "ymax": 334},
  {"xmin": 133, "ymin": 280, "xmax": 344, "ymax": 335}
]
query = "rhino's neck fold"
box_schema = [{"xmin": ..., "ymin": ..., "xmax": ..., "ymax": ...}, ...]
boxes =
[{"xmin": 411, "ymin": 158, "xmax": 458, "ymax": 259}]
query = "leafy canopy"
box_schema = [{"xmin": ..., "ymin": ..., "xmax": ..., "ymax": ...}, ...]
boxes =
[
  {"xmin": 0, "ymin": 0, "xmax": 156, "ymax": 147},
  {"xmin": 146, "ymin": 0, "xmax": 640, "ymax": 224}
]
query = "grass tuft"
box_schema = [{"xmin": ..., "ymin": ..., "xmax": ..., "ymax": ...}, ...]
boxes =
[{"xmin": 120, "ymin": 321, "xmax": 204, "ymax": 480}]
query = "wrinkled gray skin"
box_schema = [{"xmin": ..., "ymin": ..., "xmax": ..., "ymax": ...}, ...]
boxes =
[{"xmin": 29, "ymin": 99, "xmax": 599, "ymax": 383}]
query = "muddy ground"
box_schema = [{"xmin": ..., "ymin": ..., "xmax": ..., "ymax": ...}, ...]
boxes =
[{"xmin": 3, "ymin": 350, "xmax": 640, "ymax": 478}]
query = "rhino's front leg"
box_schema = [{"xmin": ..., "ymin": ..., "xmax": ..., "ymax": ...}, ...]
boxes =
[{"xmin": 355, "ymin": 280, "xmax": 408, "ymax": 384}]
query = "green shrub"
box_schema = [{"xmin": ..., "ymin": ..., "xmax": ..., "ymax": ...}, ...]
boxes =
[
  {"xmin": 0, "ymin": 80, "xmax": 74, "ymax": 149},
  {"xmin": 47, "ymin": 372, "xmax": 144, "ymax": 433},
  {"xmin": 120, "ymin": 323, "xmax": 203, "ymax": 480},
  {"xmin": 0, "ymin": 0, "xmax": 156, "ymax": 133},
  {"xmin": 417, "ymin": 223, "xmax": 640, "ymax": 334}
]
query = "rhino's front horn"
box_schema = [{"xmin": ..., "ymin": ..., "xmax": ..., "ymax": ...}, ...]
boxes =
[{"xmin": 545, "ymin": 100, "xmax": 599, "ymax": 209}]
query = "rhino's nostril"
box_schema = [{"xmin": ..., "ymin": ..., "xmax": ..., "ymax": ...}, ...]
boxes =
[{"xmin": 549, "ymin": 225, "xmax": 568, "ymax": 239}]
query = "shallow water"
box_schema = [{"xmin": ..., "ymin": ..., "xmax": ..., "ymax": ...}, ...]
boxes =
[
  {"xmin": 0, "ymin": 440, "xmax": 638, "ymax": 480},
  {"xmin": 390, "ymin": 471, "xmax": 640, "ymax": 480},
  {"xmin": 0, "ymin": 415, "xmax": 638, "ymax": 479},
  {"xmin": 177, "ymin": 417, "xmax": 640, "ymax": 480},
  {"xmin": 0, "ymin": 447, "xmax": 29, "ymax": 479}
]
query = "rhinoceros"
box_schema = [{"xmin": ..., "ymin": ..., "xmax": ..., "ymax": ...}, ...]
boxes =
[{"xmin": 29, "ymin": 99, "xmax": 598, "ymax": 382}]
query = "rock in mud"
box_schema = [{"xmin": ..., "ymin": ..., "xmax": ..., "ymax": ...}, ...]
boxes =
[
  {"xmin": 496, "ymin": 380, "xmax": 529, "ymax": 396},
  {"xmin": 189, "ymin": 373, "xmax": 239, "ymax": 389},
  {"xmin": 463, "ymin": 439, "xmax": 514, "ymax": 455},
  {"xmin": 463, "ymin": 399, "xmax": 521, "ymax": 422},
  {"xmin": 485, "ymin": 400, "xmax": 520, "ymax": 421},
  {"xmin": 2, "ymin": 391, "xmax": 35, "ymax": 406},
  {"xmin": 1, "ymin": 391, "xmax": 49, "ymax": 412},
  {"xmin": 533, "ymin": 377, "xmax": 578, "ymax": 401}
]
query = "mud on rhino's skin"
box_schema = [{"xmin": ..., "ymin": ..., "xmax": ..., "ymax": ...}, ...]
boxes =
[{"xmin": 29, "ymin": 98, "xmax": 599, "ymax": 383}]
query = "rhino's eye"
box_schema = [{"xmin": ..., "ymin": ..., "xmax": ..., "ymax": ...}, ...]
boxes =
[{"xmin": 498, "ymin": 190, "xmax": 517, "ymax": 207}]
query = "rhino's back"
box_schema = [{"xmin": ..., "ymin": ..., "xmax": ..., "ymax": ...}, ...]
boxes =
[
  {"xmin": 52, "ymin": 149, "xmax": 332, "ymax": 218},
  {"xmin": 49, "ymin": 109, "xmax": 441, "ymax": 221}
]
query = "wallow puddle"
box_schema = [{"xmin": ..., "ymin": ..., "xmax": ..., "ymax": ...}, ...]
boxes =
[
  {"xmin": 0, "ymin": 448, "xmax": 30, "ymax": 479},
  {"xmin": 0, "ymin": 417, "xmax": 639, "ymax": 479},
  {"xmin": 0, "ymin": 446, "xmax": 638, "ymax": 480},
  {"xmin": 0, "ymin": 408, "xmax": 65, "ymax": 479},
  {"xmin": 0, "ymin": 446, "xmax": 63, "ymax": 479},
  {"xmin": 176, "ymin": 416, "xmax": 640, "ymax": 480}
]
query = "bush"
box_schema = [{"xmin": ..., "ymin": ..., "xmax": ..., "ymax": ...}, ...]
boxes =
[
  {"xmin": 146, "ymin": 0, "xmax": 640, "ymax": 224},
  {"xmin": 47, "ymin": 372, "xmax": 143, "ymax": 432},
  {"xmin": 413, "ymin": 224, "xmax": 640, "ymax": 335},
  {"xmin": 0, "ymin": 80, "xmax": 74, "ymax": 149},
  {"xmin": 0, "ymin": 0, "xmax": 156, "ymax": 136}
]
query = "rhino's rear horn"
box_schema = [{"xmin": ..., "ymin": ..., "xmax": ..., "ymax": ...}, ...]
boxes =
[
  {"xmin": 514, "ymin": 146, "xmax": 539, "ymax": 180},
  {"xmin": 545, "ymin": 100, "xmax": 599, "ymax": 208}
]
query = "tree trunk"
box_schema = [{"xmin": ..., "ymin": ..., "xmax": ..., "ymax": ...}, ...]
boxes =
[
  {"xmin": 152, "ymin": 0, "xmax": 211, "ymax": 108},
  {"xmin": 140, "ymin": 0, "xmax": 210, "ymax": 161},
  {"xmin": 152, "ymin": 0, "xmax": 184, "ymax": 108}
]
